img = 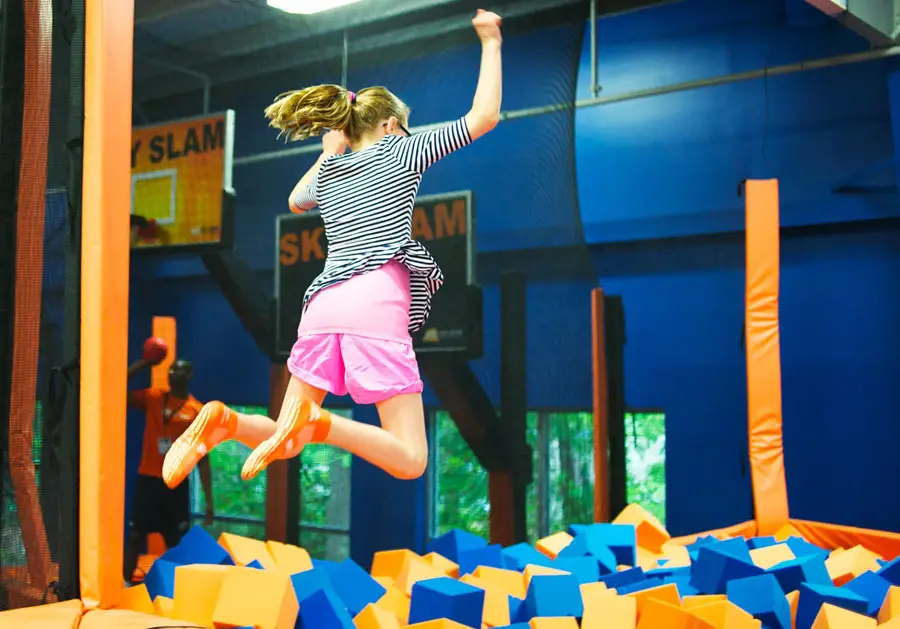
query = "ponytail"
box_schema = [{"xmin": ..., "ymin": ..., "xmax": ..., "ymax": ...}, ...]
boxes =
[{"xmin": 264, "ymin": 84, "xmax": 352, "ymax": 142}]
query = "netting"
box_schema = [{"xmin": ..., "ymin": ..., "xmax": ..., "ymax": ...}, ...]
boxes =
[{"xmin": 0, "ymin": 0, "xmax": 80, "ymax": 610}]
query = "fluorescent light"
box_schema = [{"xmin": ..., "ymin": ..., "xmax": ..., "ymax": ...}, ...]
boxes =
[{"xmin": 267, "ymin": 0, "xmax": 365, "ymax": 14}]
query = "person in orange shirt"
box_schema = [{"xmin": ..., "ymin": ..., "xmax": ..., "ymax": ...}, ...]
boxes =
[{"xmin": 123, "ymin": 354, "xmax": 214, "ymax": 582}]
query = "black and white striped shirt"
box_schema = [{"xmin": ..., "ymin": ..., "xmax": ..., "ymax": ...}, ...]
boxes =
[{"xmin": 290, "ymin": 117, "xmax": 472, "ymax": 333}]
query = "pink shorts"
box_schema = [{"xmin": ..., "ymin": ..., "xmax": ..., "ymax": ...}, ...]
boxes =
[{"xmin": 287, "ymin": 333, "xmax": 424, "ymax": 405}]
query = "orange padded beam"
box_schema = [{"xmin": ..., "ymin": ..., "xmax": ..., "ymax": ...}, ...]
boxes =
[
  {"xmin": 150, "ymin": 317, "xmax": 176, "ymax": 390},
  {"xmin": 744, "ymin": 179, "xmax": 790, "ymax": 535},
  {"xmin": 81, "ymin": 0, "xmax": 134, "ymax": 608}
]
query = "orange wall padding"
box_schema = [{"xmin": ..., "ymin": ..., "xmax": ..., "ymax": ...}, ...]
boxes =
[
  {"xmin": 7, "ymin": 0, "xmax": 54, "ymax": 592},
  {"xmin": 151, "ymin": 317, "xmax": 177, "ymax": 391},
  {"xmin": 0, "ymin": 599, "xmax": 83, "ymax": 629},
  {"xmin": 744, "ymin": 179, "xmax": 790, "ymax": 535},
  {"xmin": 81, "ymin": 0, "xmax": 134, "ymax": 609},
  {"xmin": 591, "ymin": 288, "xmax": 610, "ymax": 523},
  {"xmin": 789, "ymin": 519, "xmax": 900, "ymax": 561}
]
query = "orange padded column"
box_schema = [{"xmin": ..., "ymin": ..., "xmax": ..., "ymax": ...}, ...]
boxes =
[
  {"xmin": 81, "ymin": 0, "xmax": 134, "ymax": 609},
  {"xmin": 744, "ymin": 179, "xmax": 789, "ymax": 535},
  {"xmin": 591, "ymin": 288, "xmax": 610, "ymax": 523}
]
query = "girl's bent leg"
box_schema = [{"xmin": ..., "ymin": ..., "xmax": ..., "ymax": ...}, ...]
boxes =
[
  {"xmin": 240, "ymin": 376, "xmax": 328, "ymax": 480},
  {"xmin": 163, "ymin": 403, "xmax": 282, "ymax": 489}
]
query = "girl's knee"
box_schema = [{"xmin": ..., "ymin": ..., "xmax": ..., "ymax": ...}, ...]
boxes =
[{"xmin": 390, "ymin": 452, "xmax": 428, "ymax": 480}]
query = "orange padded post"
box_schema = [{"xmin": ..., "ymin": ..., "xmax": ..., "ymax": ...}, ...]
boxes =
[
  {"xmin": 591, "ymin": 288, "xmax": 610, "ymax": 523},
  {"xmin": 744, "ymin": 179, "xmax": 790, "ymax": 535},
  {"xmin": 81, "ymin": 0, "xmax": 134, "ymax": 609}
]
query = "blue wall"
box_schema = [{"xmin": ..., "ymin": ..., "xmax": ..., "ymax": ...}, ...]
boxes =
[
  {"xmin": 576, "ymin": 0, "xmax": 900, "ymax": 534},
  {"xmin": 127, "ymin": 0, "xmax": 900, "ymax": 551}
]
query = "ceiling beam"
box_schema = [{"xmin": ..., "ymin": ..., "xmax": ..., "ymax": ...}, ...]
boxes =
[
  {"xmin": 134, "ymin": 0, "xmax": 585, "ymax": 103},
  {"xmin": 804, "ymin": 0, "xmax": 897, "ymax": 45},
  {"xmin": 135, "ymin": 0, "xmax": 227, "ymax": 25}
]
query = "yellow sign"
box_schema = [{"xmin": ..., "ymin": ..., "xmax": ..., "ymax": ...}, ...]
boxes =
[{"xmin": 130, "ymin": 111, "xmax": 235, "ymax": 249}]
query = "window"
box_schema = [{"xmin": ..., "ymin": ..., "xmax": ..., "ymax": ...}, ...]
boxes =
[
  {"xmin": 190, "ymin": 404, "xmax": 268, "ymax": 541},
  {"xmin": 428, "ymin": 409, "xmax": 667, "ymax": 540},
  {"xmin": 625, "ymin": 411, "xmax": 666, "ymax": 526},
  {"xmin": 297, "ymin": 408, "xmax": 352, "ymax": 562},
  {"xmin": 189, "ymin": 404, "xmax": 352, "ymax": 560}
]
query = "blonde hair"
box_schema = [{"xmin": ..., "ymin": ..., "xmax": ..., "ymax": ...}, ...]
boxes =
[{"xmin": 264, "ymin": 84, "xmax": 410, "ymax": 142}]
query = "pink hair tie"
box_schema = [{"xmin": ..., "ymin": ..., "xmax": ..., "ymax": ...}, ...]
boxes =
[{"xmin": 347, "ymin": 91, "xmax": 356, "ymax": 104}]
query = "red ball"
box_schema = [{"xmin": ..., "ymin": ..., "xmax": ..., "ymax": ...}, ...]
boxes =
[{"xmin": 143, "ymin": 336, "xmax": 168, "ymax": 364}]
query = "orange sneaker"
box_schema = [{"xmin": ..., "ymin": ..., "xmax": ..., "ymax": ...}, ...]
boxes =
[
  {"xmin": 240, "ymin": 397, "xmax": 330, "ymax": 480},
  {"xmin": 162, "ymin": 401, "xmax": 237, "ymax": 488}
]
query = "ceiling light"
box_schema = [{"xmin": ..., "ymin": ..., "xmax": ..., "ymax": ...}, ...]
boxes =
[{"xmin": 267, "ymin": 0, "xmax": 365, "ymax": 15}]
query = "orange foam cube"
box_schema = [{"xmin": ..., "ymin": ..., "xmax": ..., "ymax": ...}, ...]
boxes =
[
  {"xmin": 580, "ymin": 590, "xmax": 637, "ymax": 629},
  {"xmin": 613, "ymin": 504, "xmax": 670, "ymax": 553},
  {"xmin": 408, "ymin": 620, "xmax": 472, "ymax": 628},
  {"xmin": 524, "ymin": 564, "xmax": 570, "ymax": 585},
  {"xmin": 376, "ymin": 582, "xmax": 410, "ymax": 624},
  {"xmin": 690, "ymin": 600, "xmax": 761, "ymax": 628},
  {"xmin": 474, "ymin": 566, "xmax": 527, "ymax": 600},
  {"xmin": 396, "ymin": 555, "xmax": 447, "ymax": 597},
  {"xmin": 825, "ymin": 546, "xmax": 881, "ymax": 586},
  {"xmin": 683, "ymin": 595, "xmax": 726, "ymax": 610},
  {"xmin": 786, "ymin": 590, "xmax": 799, "ymax": 626},
  {"xmin": 114, "ymin": 584, "xmax": 154, "ymax": 614},
  {"xmin": 424, "ymin": 552, "xmax": 460, "ymax": 578},
  {"xmin": 772, "ymin": 523, "xmax": 803, "ymax": 542},
  {"xmin": 211, "ymin": 566, "xmax": 298, "ymax": 629},
  {"xmin": 152, "ymin": 595, "xmax": 176, "ymax": 618},
  {"xmin": 626, "ymin": 583, "xmax": 681, "ymax": 620},
  {"xmin": 266, "ymin": 540, "xmax": 313, "ymax": 573},
  {"xmin": 460, "ymin": 573, "xmax": 511, "ymax": 627},
  {"xmin": 636, "ymin": 599, "xmax": 714, "ymax": 629},
  {"xmin": 529, "ymin": 618, "xmax": 579, "ymax": 628},
  {"xmin": 749, "ymin": 544, "xmax": 795, "ymax": 570},
  {"xmin": 356, "ymin": 602, "xmax": 402, "ymax": 629},
  {"xmin": 173, "ymin": 563, "xmax": 231, "ymax": 627},
  {"xmin": 636, "ymin": 547, "xmax": 663, "ymax": 571},
  {"xmin": 536, "ymin": 532, "xmax": 574, "ymax": 559},
  {"xmin": 217, "ymin": 532, "xmax": 277, "ymax": 570},
  {"xmin": 811, "ymin": 603, "xmax": 876, "ymax": 628},
  {"xmin": 580, "ymin": 581, "xmax": 616, "ymax": 616},
  {"xmin": 879, "ymin": 586, "xmax": 900, "ymax": 624},
  {"xmin": 661, "ymin": 542, "xmax": 692, "ymax": 568},
  {"xmin": 373, "ymin": 549, "xmax": 421, "ymax": 581}
]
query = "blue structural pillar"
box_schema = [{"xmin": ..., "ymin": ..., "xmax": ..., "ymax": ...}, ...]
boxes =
[
  {"xmin": 887, "ymin": 60, "xmax": 900, "ymax": 202},
  {"xmin": 349, "ymin": 404, "xmax": 428, "ymax": 568}
]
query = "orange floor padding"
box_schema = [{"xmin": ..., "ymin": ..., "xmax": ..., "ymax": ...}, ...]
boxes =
[{"xmin": 0, "ymin": 600, "xmax": 82, "ymax": 629}]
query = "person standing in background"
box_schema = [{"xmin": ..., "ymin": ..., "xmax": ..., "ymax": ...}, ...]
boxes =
[{"xmin": 123, "ymin": 340, "xmax": 214, "ymax": 583}]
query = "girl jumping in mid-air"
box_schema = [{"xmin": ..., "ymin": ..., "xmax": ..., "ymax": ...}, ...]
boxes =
[{"xmin": 161, "ymin": 9, "xmax": 503, "ymax": 488}]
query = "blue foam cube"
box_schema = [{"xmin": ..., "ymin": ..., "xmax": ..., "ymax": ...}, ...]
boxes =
[
  {"xmin": 767, "ymin": 555, "xmax": 831, "ymax": 593},
  {"xmin": 246, "ymin": 559, "xmax": 264, "ymax": 570},
  {"xmin": 616, "ymin": 577, "xmax": 664, "ymax": 595},
  {"xmin": 508, "ymin": 595, "xmax": 526, "ymax": 624},
  {"xmin": 427, "ymin": 529, "xmax": 488, "ymax": 563},
  {"xmin": 664, "ymin": 574, "xmax": 698, "ymax": 596},
  {"xmin": 523, "ymin": 574, "xmax": 583, "ymax": 620},
  {"xmin": 291, "ymin": 568, "xmax": 338, "ymax": 602},
  {"xmin": 494, "ymin": 625, "xmax": 530, "ymax": 629},
  {"xmin": 796, "ymin": 582, "xmax": 869, "ymax": 629},
  {"xmin": 330, "ymin": 558, "xmax": 387, "ymax": 616},
  {"xmin": 458, "ymin": 544, "xmax": 504, "ymax": 576},
  {"xmin": 296, "ymin": 584, "xmax": 355, "ymax": 629},
  {"xmin": 158, "ymin": 525, "xmax": 233, "ymax": 566},
  {"xmin": 647, "ymin": 566, "xmax": 691, "ymax": 580},
  {"xmin": 551, "ymin": 556, "xmax": 601, "ymax": 584},
  {"xmin": 501, "ymin": 543, "xmax": 553, "ymax": 571},
  {"xmin": 878, "ymin": 556, "xmax": 900, "ymax": 585},
  {"xmin": 749, "ymin": 536, "xmax": 778, "ymax": 550},
  {"xmin": 602, "ymin": 566, "xmax": 646, "ymax": 589},
  {"xmin": 843, "ymin": 570, "xmax": 892, "ymax": 616},
  {"xmin": 143, "ymin": 559, "xmax": 178, "ymax": 601},
  {"xmin": 408, "ymin": 577, "xmax": 484, "ymax": 628},
  {"xmin": 784, "ymin": 537, "xmax": 829, "ymax": 559},
  {"xmin": 690, "ymin": 544, "xmax": 763, "ymax": 594},
  {"xmin": 727, "ymin": 574, "xmax": 791, "ymax": 629},
  {"xmin": 575, "ymin": 524, "xmax": 637, "ymax": 567},
  {"xmin": 311, "ymin": 559, "xmax": 341, "ymax": 578}
]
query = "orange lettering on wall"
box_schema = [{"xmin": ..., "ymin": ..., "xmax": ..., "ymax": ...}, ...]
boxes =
[
  {"xmin": 412, "ymin": 207, "xmax": 434, "ymax": 240},
  {"xmin": 279, "ymin": 233, "xmax": 299, "ymax": 266},
  {"xmin": 434, "ymin": 200, "xmax": 466, "ymax": 238}
]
